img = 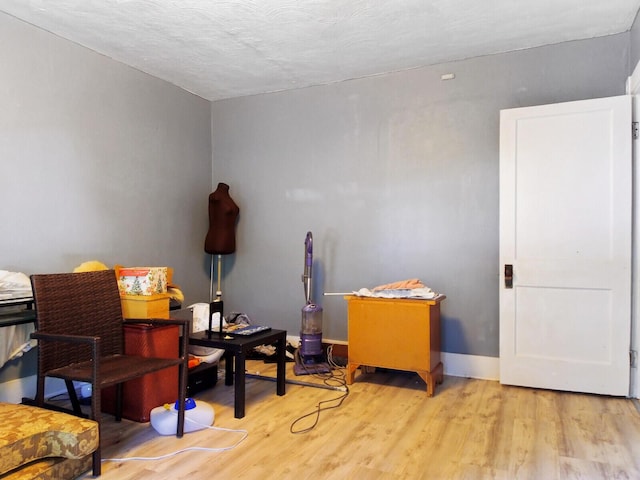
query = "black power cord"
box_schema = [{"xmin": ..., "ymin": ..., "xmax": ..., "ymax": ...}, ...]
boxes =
[{"xmin": 290, "ymin": 345, "xmax": 350, "ymax": 434}]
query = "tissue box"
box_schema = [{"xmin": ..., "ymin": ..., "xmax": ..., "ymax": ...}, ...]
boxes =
[
  {"xmin": 118, "ymin": 267, "xmax": 168, "ymax": 296},
  {"xmin": 120, "ymin": 293, "xmax": 170, "ymax": 319}
]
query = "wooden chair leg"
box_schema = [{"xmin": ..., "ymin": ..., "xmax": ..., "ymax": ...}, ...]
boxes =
[
  {"xmin": 92, "ymin": 445, "xmax": 101, "ymax": 476},
  {"xmin": 35, "ymin": 374, "xmax": 46, "ymax": 407},
  {"xmin": 115, "ymin": 383, "xmax": 123, "ymax": 422},
  {"xmin": 176, "ymin": 322, "xmax": 189, "ymax": 437},
  {"xmin": 90, "ymin": 386, "xmax": 102, "ymax": 477},
  {"xmin": 65, "ymin": 380, "xmax": 83, "ymax": 416},
  {"xmin": 176, "ymin": 361, "xmax": 186, "ymax": 437}
]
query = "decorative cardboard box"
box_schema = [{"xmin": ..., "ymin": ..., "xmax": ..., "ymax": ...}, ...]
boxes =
[
  {"xmin": 117, "ymin": 267, "xmax": 168, "ymax": 296},
  {"xmin": 121, "ymin": 293, "xmax": 170, "ymax": 319}
]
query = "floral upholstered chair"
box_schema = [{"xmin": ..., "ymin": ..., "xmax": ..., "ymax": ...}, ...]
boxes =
[{"xmin": 0, "ymin": 402, "xmax": 98, "ymax": 479}]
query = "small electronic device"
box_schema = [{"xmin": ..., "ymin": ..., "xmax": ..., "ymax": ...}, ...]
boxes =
[{"xmin": 228, "ymin": 325, "xmax": 271, "ymax": 336}]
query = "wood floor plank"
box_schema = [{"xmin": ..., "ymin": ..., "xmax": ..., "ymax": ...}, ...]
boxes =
[{"xmin": 71, "ymin": 360, "xmax": 640, "ymax": 479}]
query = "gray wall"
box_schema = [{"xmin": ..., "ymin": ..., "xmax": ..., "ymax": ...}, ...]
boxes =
[
  {"xmin": 0, "ymin": 10, "xmax": 635, "ymax": 389},
  {"xmin": 212, "ymin": 33, "xmax": 630, "ymax": 357},
  {"xmin": 0, "ymin": 13, "xmax": 212, "ymax": 382},
  {"xmin": 631, "ymin": 9, "xmax": 640, "ymax": 72}
]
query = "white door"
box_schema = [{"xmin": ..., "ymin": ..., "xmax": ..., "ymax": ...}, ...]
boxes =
[{"xmin": 499, "ymin": 95, "xmax": 632, "ymax": 396}]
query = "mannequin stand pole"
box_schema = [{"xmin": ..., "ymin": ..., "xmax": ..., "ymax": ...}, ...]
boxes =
[
  {"xmin": 207, "ymin": 254, "xmax": 224, "ymax": 339},
  {"xmin": 209, "ymin": 257, "xmax": 214, "ymax": 303}
]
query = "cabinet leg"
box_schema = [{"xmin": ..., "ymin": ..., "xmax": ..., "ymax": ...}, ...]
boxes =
[
  {"xmin": 434, "ymin": 361, "xmax": 444, "ymax": 385},
  {"xmin": 346, "ymin": 363, "xmax": 359, "ymax": 384},
  {"xmin": 417, "ymin": 362, "xmax": 443, "ymax": 397},
  {"xmin": 416, "ymin": 371, "xmax": 432, "ymax": 396}
]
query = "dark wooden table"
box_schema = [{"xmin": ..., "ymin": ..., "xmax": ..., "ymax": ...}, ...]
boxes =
[{"xmin": 189, "ymin": 328, "xmax": 286, "ymax": 418}]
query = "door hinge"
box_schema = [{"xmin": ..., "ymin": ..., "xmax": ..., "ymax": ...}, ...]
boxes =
[
  {"xmin": 631, "ymin": 350, "xmax": 638, "ymax": 368},
  {"xmin": 633, "ymin": 122, "xmax": 639, "ymax": 140}
]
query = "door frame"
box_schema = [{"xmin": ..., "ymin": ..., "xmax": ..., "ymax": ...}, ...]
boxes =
[{"xmin": 627, "ymin": 61, "xmax": 640, "ymax": 399}]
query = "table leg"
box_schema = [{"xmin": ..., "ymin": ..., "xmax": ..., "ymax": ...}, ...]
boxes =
[
  {"xmin": 234, "ymin": 352, "xmax": 246, "ymax": 418},
  {"xmin": 276, "ymin": 334, "xmax": 286, "ymax": 396},
  {"xmin": 224, "ymin": 350, "xmax": 234, "ymax": 386}
]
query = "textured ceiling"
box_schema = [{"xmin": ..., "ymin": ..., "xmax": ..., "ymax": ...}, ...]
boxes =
[{"xmin": 1, "ymin": 0, "xmax": 640, "ymax": 101}]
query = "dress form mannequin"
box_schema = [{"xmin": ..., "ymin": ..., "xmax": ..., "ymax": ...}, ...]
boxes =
[
  {"xmin": 205, "ymin": 183, "xmax": 239, "ymax": 255},
  {"xmin": 204, "ymin": 183, "xmax": 239, "ymax": 338}
]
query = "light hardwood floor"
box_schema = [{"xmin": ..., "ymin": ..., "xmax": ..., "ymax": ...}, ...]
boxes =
[{"xmin": 75, "ymin": 360, "xmax": 640, "ymax": 480}]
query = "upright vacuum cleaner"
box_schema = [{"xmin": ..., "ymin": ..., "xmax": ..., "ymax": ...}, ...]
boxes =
[{"xmin": 294, "ymin": 232, "xmax": 331, "ymax": 375}]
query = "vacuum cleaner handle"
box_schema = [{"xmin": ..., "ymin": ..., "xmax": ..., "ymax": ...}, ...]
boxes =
[{"xmin": 303, "ymin": 231, "xmax": 313, "ymax": 304}]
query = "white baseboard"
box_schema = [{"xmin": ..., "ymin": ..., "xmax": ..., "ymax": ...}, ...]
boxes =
[
  {"xmin": 441, "ymin": 352, "xmax": 499, "ymax": 381},
  {"xmin": 0, "ymin": 375, "xmax": 67, "ymax": 404},
  {"xmin": 317, "ymin": 336, "xmax": 500, "ymax": 381},
  {"xmin": 0, "ymin": 375, "xmax": 37, "ymax": 403}
]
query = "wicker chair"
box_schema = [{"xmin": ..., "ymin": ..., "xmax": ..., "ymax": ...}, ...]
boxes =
[{"xmin": 30, "ymin": 270, "xmax": 189, "ymax": 477}]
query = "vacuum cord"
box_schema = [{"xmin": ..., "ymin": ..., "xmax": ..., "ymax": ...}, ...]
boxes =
[{"xmin": 289, "ymin": 344, "xmax": 350, "ymax": 434}]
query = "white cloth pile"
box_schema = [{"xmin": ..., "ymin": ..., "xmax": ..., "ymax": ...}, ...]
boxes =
[
  {"xmin": 0, "ymin": 270, "xmax": 36, "ymax": 368},
  {"xmin": 353, "ymin": 278, "xmax": 438, "ymax": 299}
]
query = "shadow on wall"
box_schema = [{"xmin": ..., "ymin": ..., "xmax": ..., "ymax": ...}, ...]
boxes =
[
  {"xmin": 310, "ymin": 259, "xmax": 325, "ymax": 304},
  {"xmin": 441, "ymin": 315, "xmax": 469, "ymax": 354},
  {"xmin": 0, "ymin": 349, "xmax": 37, "ymax": 384}
]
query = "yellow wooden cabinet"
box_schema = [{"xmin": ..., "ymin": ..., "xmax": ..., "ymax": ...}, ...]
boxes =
[{"xmin": 344, "ymin": 294, "xmax": 445, "ymax": 396}]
